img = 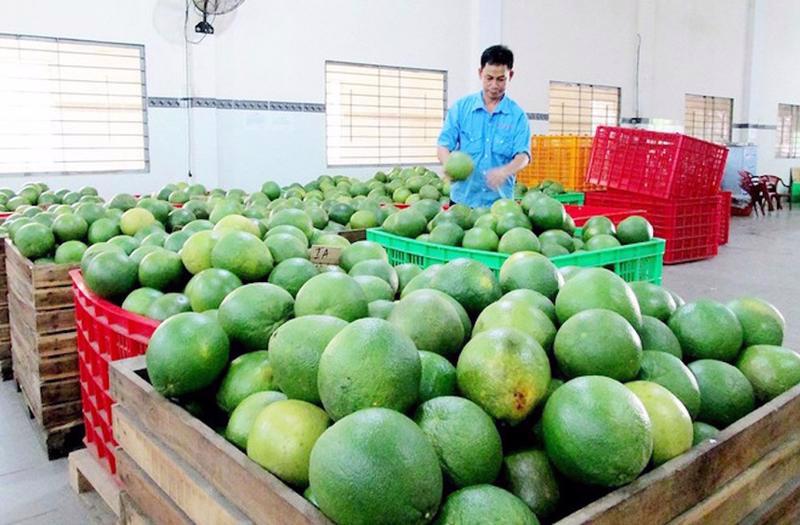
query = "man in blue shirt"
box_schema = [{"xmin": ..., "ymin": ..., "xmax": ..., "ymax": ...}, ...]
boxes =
[{"xmin": 437, "ymin": 45, "xmax": 531, "ymax": 208}]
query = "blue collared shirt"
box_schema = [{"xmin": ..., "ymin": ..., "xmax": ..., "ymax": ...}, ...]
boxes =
[{"xmin": 438, "ymin": 91, "xmax": 531, "ymax": 208}]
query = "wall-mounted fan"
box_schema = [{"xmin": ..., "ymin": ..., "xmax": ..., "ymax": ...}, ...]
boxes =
[{"xmin": 193, "ymin": 0, "xmax": 246, "ymax": 34}]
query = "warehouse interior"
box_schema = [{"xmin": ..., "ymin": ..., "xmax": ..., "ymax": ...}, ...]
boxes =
[{"xmin": 2, "ymin": 1, "xmax": 800, "ymax": 524}]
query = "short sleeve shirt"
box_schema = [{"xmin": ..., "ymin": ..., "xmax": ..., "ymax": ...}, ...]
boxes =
[{"xmin": 438, "ymin": 92, "xmax": 531, "ymax": 208}]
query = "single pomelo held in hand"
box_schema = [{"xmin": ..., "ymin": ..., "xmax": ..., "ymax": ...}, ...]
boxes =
[
  {"xmin": 216, "ymin": 351, "xmax": 275, "ymax": 413},
  {"xmin": 445, "ymin": 151, "xmax": 474, "ymax": 181},
  {"xmin": 457, "ymin": 327, "xmax": 551, "ymax": 424},
  {"xmin": 145, "ymin": 312, "xmax": 230, "ymax": 398},
  {"xmin": 294, "ymin": 273, "xmax": 369, "ymax": 322},
  {"xmin": 554, "ymin": 309, "xmax": 642, "ymax": 381},
  {"xmin": 418, "ymin": 351, "xmax": 457, "ymax": 402},
  {"xmin": 542, "ymin": 375, "xmax": 653, "ymax": 487},
  {"xmin": 434, "ymin": 485, "xmax": 539, "ymax": 525},
  {"xmin": 247, "ymin": 399, "xmax": 331, "ymax": 487},
  {"xmin": 499, "ymin": 251, "xmax": 563, "ymax": 300},
  {"xmin": 625, "ymin": 380, "xmax": 693, "ymax": 465},
  {"xmin": 138, "ymin": 249, "xmax": 184, "ymax": 292},
  {"xmin": 692, "ymin": 421, "xmax": 720, "ymax": 446},
  {"xmin": 267, "ymin": 258, "xmax": 318, "ymax": 297},
  {"xmin": 502, "ymin": 449, "xmax": 560, "ymax": 520},
  {"xmin": 638, "ymin": 315, "xmax": 683, "ymax": 358},
  {"xmin": 183, "ymin": 268, "xmax": 242, "ymax": 312},
  {"xmin": 180, "ymin": 230, "xmax": 220, "ymax": 274},
  {"xmin": 629, "ymin": 281, "xmax": 677, "ymax": 322},
  {"xmin": 414, "ymin": 396, "xmax": 502, "ymax": 488},
  {"xmin": 84, "ymin": 250, "xmax": 138, "ymax": 299},
  {"xmin": 317, "ymin": 318, "xmax": 421, "ymax": 420},
  {"xmin": 473, "ymin": 296, "xmax": 557, "ymax": 353},
  {"xmin": 268, "ymin": 315, "xmax": 348, "ymax": 404},
  {"xmin": 388, "ymin": 290, "xmax": 465, "ymax": 356},
  {"xmin": 211, "ymin": 230, "xmax": 274, "ymax": 282},
  {"xmin": 727, "ymin": 297, "xmax": 785, "ymax": 347},
  {"xmin": 121, "ymin": 287, "xmax": 164, "ymax": 316},
  {"xmin": 616, "ymin": 215, "xmax": 653, "ymax": 245},
  {"xmin": 429, "ymin": 258, "xmax": 502, "ymax": 316},
  {"xmin": 120, "ymin": 207, "xmax": 157, "ymax": 236},
  {"xmin": 736, "ymin": 345, "xmax": 800, "ymax": 402},
  {"xmin": 638, "ymin": 350, "xmax": 701, "ymax": 419},
  {"xmin": 689, "ymin": 359, "xmax": 755, "ymax": 428},
  {"xmin": 555, "ymin": 267, "xmax": 643, "ymax": 330},
  {"xmin": 669, "ymin": 301, "xmax": 743, "ymax": 362},
  {"xmin": 308, "ymin": 408, "xmax": 442, "ymax": 525},
  {"xmin": 218, "ymin": 283, "xmax": 294, "ymax": 351}
]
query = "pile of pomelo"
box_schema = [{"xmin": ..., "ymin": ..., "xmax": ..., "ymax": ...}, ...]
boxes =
[
  {"xmin": 142, "ymin": 234, "xmax": 800, "ymax": 524},
  {"xmin": 383, "ymin": 195, "xmax": 654, "ymax": 258}
]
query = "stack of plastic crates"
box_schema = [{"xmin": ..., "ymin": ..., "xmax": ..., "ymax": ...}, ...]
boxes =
[
  {"xmin": 517, "ymin": 135, "xmax": 597, "ymax": 192},
  {"xmin": 718, "ymin": 191, "xmax": 732, "ymax": 245},
  {"xmin": 584, "ymin": 126, "xmax": 729, "ymax": 264},
  {"xmin": 71, "ymin": 269, "xmax": 159, "ymax": 475}
]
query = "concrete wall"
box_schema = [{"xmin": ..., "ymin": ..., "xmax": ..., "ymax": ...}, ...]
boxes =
[{"xmin": 3, "ymin": 0, "xmax": 800, "ymax": 196}]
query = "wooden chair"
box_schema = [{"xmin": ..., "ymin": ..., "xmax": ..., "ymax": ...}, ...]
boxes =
[{"xmin": 739, "ymin": 171, "xmax": 766, "ymax": 215}]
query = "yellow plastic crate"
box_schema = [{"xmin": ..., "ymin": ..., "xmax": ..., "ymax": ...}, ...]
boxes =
[{"xmin": 518, "ymin": 135, "xmax": 598, "ymax": 192}]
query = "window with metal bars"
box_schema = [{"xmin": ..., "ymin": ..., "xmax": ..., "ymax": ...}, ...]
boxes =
[
  {"xmin": 684, "ymin": 94, "xmax": 732, "ymax": 144},
  {"xmin": 547, "ymin": 81, "xmax": 620, "ymax": 135},
  {"xmin": 777, "ymin": 103, "xmax": 800, "ymax": 158},
  {"xmin": 0, "ymin": 33, "xmax": 148, "ymax": 175},
  {"xmin": 325, "ymin": 61, "xmax": 446, "ymax": 166}
]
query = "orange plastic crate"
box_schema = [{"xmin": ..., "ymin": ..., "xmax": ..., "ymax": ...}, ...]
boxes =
[{"xmin": 517, "ymin": 135, "xmax": 597, "ymax": 192}]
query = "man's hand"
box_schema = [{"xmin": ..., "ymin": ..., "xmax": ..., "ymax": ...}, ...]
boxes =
[{"xmin": 486, "ymin": 167, "xmax": 509, "ymax": 190}]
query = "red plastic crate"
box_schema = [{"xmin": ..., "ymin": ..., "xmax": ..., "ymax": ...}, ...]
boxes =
[
  {"xmin": 564, "ymin": 204, "xmax": 647, "ymax": 227},
  {"xmin": 71, "ymin": 269, "xmax": 159, "ymax": 474},
  {"xmin": 585, "ymin": 190, "xmax": 719, "ymax": 264},
  {"xmin": 718, "ymin": 191, "xmax": 732, "ymax": 245},
  {"xmin": 586, "ymin": 127, "xmax": 729, "ymax": 199}
]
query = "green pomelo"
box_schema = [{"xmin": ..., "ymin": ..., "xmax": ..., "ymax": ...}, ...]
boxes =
[
  {"xmin": 616, "ymin": 216, "xmax": 653, "ymax": 245},
  {"xmin": 216, "ymin": 350, "xmax": 276, "ymax": 413},
  {"xmin": 213, "ymin": 214, "xmax": 260, "ymax": 237},
  {"xmin": 211, "ymin": 231, "xmax": 274, "ymax": 282},
  {"xmin": 52, "ymin": 213, "xmax": 88, "ymax": 243},
  {"xmin": 581, "ymin": 216, "xmax": 616, "ymax": 241},
  {"xmin": 349, "ymin": 259, "xmax": 399, "ymax": 293},
  {"xmin": 225, "ymin": 391, "xmax": 288, "ymax": 450},
  {"xmin": 692, "ymin": 422, "xmax": 720, "ymax": 446},
  {"xmin": 429, "ymin": 223, "xmax": 465, "ymax": 246},
  {"xmin": 388, "ymin": 289, "xmax": 465, "ymax": 356},
  {"xmin": 429, "ymin": 258, "xmax": 502, "ymax": 317},
  {"xmin": 736, "ymin": 345, "xmax": 800, "ymax": 402},
  {"xmin": 727, "ymin": 297, "xmax": 785, "ymax": 347},
  {"xmin": 267, "ymin": 258, "xmax": 318, "ymax": 297},
  {"xmin": 638, "ymin": 315, "xmax": 683, "ymax": 358},
  {"xmin": 689, "ymin": 359, "xmax": 755, "ymax": 428},
  {"xmin": 120, "ymin": 208, "xmax": 157, "ymax": 236},
  {"xmin": 218, "ymin": 283, "xmax": 294, "ymax": 351},
  {"xmin": 498, "ymin": 228, "xmax": 541, "ymax": 254},
  {"xmin": 638, "ymin": 350, "xmax": 701, "ymax": 419},
  {"xmin": 145, "ymin": 312, "xmax": 230, "ymax": 397},
  {"xmin": 308, "ymin": 408, "xmax": 442, "ymax": 525},
  {"xmin": 457, "ymin": 328, "xmax": 551, "ymax": 424},
  {"xmin": 138, "ymin": 249, "xmax": 184, "ymax": 291},
  {"xmin": 383, "ymin": 209, "xmax": 428, "ymax": 238},
  {"xmin": 180, "ymin": 230, "xmax": 220, "ymax": 275},
  {"xmin": 668, "ymin": 301, "xmax": 743, "ymax": 362},
  {"xmin": 414, "ymin": 396, "xmax": 502, "ymax": 488},
  {"xmin": 434, "ymin": 485, "xmax": 538, "ymax": 525},
  {"xmin": 502, "ymin": 449, "xmax": 560, "ymax": 520},
  {"xmin": 625, "ymin": 380, "xmax": 693, "ymax": 465},
  {"xmin": 84, "ymin": 250, "xmax": 138, "ymax": 299},
  {"xmin": 418, "ymin": 350, "xmax": 457, "ymax": 402},
  {"xmin": 121, "ymin": 287, "xmax": 164, "ymax": 316},
  {"xmin": 54, "ymin": 240, "xmax": 88, "ymax": 264},
  {"xmin": 145, "ymin": 293, "xmax": 191, "ymax": 321},
  {"xmin": 473, "ymin": 297, "xmax": 557, "ymax": 353},
  {"xmin": 629, "ymin": 282, "xmax": 677, "ymax": 322},
  {"xmin": 184, "ymin": 268, "xmax": 242, "ymax": 312},
  {"xmin": 462, "ymin": 227, "xmax": 499, "ymax": 251},
  {"xmin": 14, "ymin": 222, "xmax": 55, "ymax": 259},
  {"xmin": 394, "ymin": 263, "xmax": 422, "ymax": 293},
  {"xmin": 317, "ymin": 318, "xmax": 421, "ymax": 420},
  {"xmin": 542, "ymin": 376, "xmax": 652, "ymax": 487},
  {"xmin": 294, "ymin": 273, "xmax": 369, "ymax": 322},
  {"xmin": 500, "ymin": 289, "xmax": 557, "ymax": 325},
  {"xmin": 499, "ymin": 251, "xmax": 563, "ymax": 300},
  {"xmin": 445, "ymin": 151, "xmax": 474, "ymax": 181},
  {"xmin": 554, "ymin": 267, "xmax": 643, "ymax": 330},
  {"xmin": 353, "ymin": 275, "xmax": 395, "ymax": 302}
]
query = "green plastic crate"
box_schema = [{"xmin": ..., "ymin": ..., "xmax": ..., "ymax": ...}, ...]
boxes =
[
  {"xmin": 366, "ymin": 228, "xmax": 665, "ymax": 284},
  {"xmin": 554, "ymin": 192, "xmax": 585, "ymax": 204},
  {"xmin": 792, "ymin": 182, "xmax": 800, "ymax": 203}
]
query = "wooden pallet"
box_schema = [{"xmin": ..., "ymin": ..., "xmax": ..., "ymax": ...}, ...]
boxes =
[
  {"xmin": 111, "ymin": 356, "xmax": 330, "ymax": 525},
  {"xmin": 68, "ymin": 448, "xmax": 122, "ymax": 517},
  {"xmin": 17, "ymin": 377, "xmax": 84, "ymax": 460}
]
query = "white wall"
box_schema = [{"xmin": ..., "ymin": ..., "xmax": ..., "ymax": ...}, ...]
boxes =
[{"xmin": 4, "ymin": 0, "xmax": 800, "ymax": 196}]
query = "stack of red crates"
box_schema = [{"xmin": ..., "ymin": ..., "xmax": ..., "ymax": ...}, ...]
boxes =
[{"xmin": 584, "ymin": 126, "xmax": 729, "ymax": 264}]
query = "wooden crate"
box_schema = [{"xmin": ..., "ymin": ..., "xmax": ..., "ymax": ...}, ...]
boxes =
[
  {"xmin": 6, "ymin": 238, "xmax": 82, "ymax": 458},
  {"xmin": 0, "ymin": 340, "xmax": 11, "ymax": 380},
  {"xmin": 68, "ymin": 448, "xmax": 122, "ymax": 517},
  {"xmin": 110, "ymin": 356, "xmax": 800, "ymax": 525},
  {"xmin": 110, "ymin": 356, "xmax": 331, "ymax": 525}
]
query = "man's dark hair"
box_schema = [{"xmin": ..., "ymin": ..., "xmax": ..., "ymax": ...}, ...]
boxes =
[{"xmin": 480, "ymin": 45, "xmax": 514, "ymax": 70}]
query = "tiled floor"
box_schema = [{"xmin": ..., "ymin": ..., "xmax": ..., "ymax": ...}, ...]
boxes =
[{"xmin": 0, "ymin": 208, "xmax": 797, "ymax": 524}]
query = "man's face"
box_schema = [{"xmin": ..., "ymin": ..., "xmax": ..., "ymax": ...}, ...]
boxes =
[{"xmin": 479, "ymin": 63, "xmax": 513, "ymax": 102}]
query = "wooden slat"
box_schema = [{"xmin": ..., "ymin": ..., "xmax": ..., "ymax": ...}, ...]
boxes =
[
  {"xmin": 119, "ymin": 493, "xmax": 155, "ymax": 525},
  {"xmin": 741, "ymin": 475, "xmax": 800, "ymax": 525},
  {"xmin": 4, "ymin": 239, "xmax": 77, "ymax": 288},
  {"xmin": 669, "ymin": 438, "xmax": 800, "ymax": 524},
  {"xmin": 110, "ymin": 356, "xmax": 331, "ymax": 525},
  {"xmin": 10, "ymin": 321, "xmax": 78, "ymax": 382},
  {"xmin": 113, "ymin": 407, "xmax": 251, "ymax": 525},
  {"xmin": 9, "ymin": 288, "xmax": 75, "ymax": 334},
  {"xmin": 117, "ymin": 448, "xmax": 193, "ymax": 525},
  {"xmin": 68, "ymin": 448, "xmax": 122, "ymax": 516},
  {"xmin": 555, "ymin": 383, "xmax": 800, "ymax": 524}
]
